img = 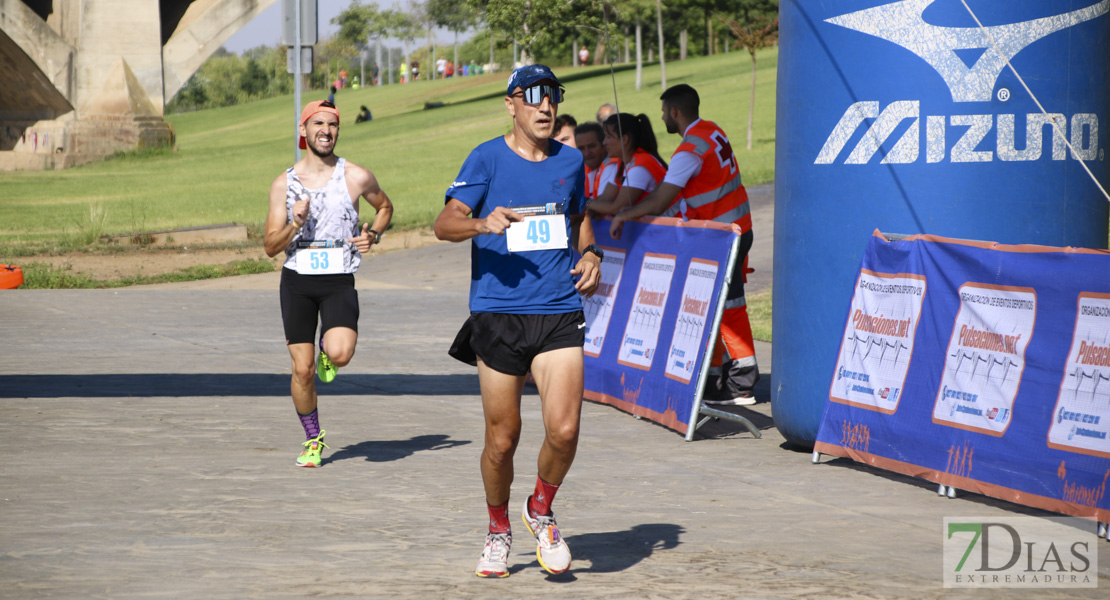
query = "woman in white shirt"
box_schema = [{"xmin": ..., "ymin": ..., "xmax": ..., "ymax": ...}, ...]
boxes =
[{"xmin": 589, "ymin": 113, "xmax": 668, "ymax": 215}]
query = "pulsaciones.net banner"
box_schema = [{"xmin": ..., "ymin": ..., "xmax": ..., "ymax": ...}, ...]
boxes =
[
  {"xmin": 816, "ymin": 231, "xmax": 1110, "ymax": 521},
  {"xmin": 582, "ymin": 217, "xmax": 737, "ymax": 435}
]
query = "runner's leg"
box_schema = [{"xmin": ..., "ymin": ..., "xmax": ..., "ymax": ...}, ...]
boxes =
[
  {"xmin": 529, "ymin": 346, "xmax": 584, "ymax": 486},
  {"xmin": 318, "ymin": 282, "xmax": 359, "ymax": 368},
  {"xmin": 320, "ymin": 326, "xmax": 357, "ymax": 367},
  {"xmin": 476, "ymin": 359, "xmax": 525, "ymax": 505},
  {"xmin": 288, "ymin": 342, "xmax": 317, "ymax": 415}
]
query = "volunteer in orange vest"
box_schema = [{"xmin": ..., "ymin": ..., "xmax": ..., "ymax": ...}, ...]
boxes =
[
  {"xmin": 575, "ymin": 121, "xmax": 622, "ymax": 201},
  {"xmin": 574, "ymin": 122, "xmax": 610, "ymax": 198},
  {"xmin": 589, "ymin": 113, "xmax": 668, "ymax": 215},
  {"xmin": 609, "ymin": 84, "xmax": 759, "ymax": 405}
]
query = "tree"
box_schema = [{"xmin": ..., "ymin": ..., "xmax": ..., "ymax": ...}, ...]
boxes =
[
  {"xmin": 170, "ymin": 74, "xmax": 208, "ymax": 112},
  {"xmin": 240, "ymin": 58, "xmax": 268, "ymax": 96},
  {"xmin": 721, "ymin": 0, "xmax": 778, "ymax": 149},
  {"xmin": 333, "ymin": 2, "xmax": 411, "ymax": 86},
  {"xmin": 612, "ymin": 0, "xmax": 655, "ymax": 90},
  {"xmin": 332, "ymin": 1, "xmax": 379, "ymax": 47},
  {"xmin": 655, "ymin": 0, "xmax": 666, "ymax": 88},
  {"xmin": 428, "ymin": 0, "xmax": 478, "ymax": 76},
  {"xmin": 476, "ymin": 0, "xmax": 602, "ymax": 59},
  {"xmin": 387, "ymin": 8, "xmax": 420, "ymax": 82}
]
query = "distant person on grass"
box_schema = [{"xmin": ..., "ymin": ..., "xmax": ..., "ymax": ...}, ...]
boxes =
[
  {"xmin": 434, "ymin": 64, "xmax": 602, "ymax": 578},
  {"xmin": 263, "ymin": 100, "xmax": 394, "ymax": 468}
]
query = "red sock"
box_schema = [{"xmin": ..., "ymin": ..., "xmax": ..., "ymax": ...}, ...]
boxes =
[
  {"xmin": 487, "ymin": 501, "xmax": 511, "ymax": 534},
  {"xmin": 529, "ymin": 476, "xmax": 560, "ymax": 516}
]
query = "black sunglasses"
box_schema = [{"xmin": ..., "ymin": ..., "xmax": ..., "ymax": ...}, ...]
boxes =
[{"xmin": 511, "ymin": 84, "xmax": 564, "ymax": 106}]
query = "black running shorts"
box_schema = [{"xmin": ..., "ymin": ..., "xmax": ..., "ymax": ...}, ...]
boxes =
[
  {"xmin": 279, "ymin": 268, "xmax": 359, "ymax": 345},
  {"xmin": 449, "ymin": 311, "xmax": 586, "ymax": 376}
]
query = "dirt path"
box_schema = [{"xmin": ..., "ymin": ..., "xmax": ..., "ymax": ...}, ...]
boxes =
[{"xmin": 14, "ymin": 228, "xmax": 445, "ymax": 282}]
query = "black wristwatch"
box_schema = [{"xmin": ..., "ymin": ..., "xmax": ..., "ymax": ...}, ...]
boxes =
[
  {"xmin": 368, "ymin": 229, "xmax": 382, "ymax": 244},
  {"xmin": 583, "ymin": 244, "xmax": 604, "ymax": 260}
]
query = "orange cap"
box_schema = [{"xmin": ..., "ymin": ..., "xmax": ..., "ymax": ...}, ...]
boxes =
[{"xmin": 299, "ymin": 100, "xmax": 340, "ymax": 149}]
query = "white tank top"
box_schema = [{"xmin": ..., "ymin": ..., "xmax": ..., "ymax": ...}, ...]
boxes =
[{"xmin": 282, "ymin": 157, "xmax": 361, "ymax": 273}]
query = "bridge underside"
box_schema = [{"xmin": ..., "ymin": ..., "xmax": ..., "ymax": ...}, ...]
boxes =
[
  {"xmin": 0, "ymin": 28, "xmax": 72, "ymax": 123},
  {"xmin": 0, "ymin": 0, "xmax": 277, "ymax": 171}
]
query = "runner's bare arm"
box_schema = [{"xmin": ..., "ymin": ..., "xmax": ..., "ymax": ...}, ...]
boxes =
[
  {"xmin": 589, "ymin": 184, "xmax": 640, "ymax": 216},
  {"xmin": 571, "ymin": 212, "xmax": 601, "ymax": 297},
  {"xmin": 346, "ymin": 163, "xmax": 393, "ymax": 251},
  {"xmin": 588, "ymin": 180, "xmax": 622, "ymax": 214},
  {"xmin": 434, "ymin": 199, "xmax": 522, "ymax": 242},
  {"xmin": 609, "ymin": 182, "xmax": 682, "ymax": 240},
  {"xmin": 264, "ymin": 174, "xmax": 308, "ymax": 257}
]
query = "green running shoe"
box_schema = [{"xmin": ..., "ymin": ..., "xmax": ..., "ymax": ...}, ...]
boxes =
[
  {"xmin": 295, "ymin": 430, "xmax": 329, "ymax": 468},
  {"xmin": 317, "ymin": 343, "xmax": 338, "ymax": 383}
]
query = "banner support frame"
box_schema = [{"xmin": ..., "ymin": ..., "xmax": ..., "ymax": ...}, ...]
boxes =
[{"xmin": 684, "ymin": 233, "xmax": 761, "ymax": 441}]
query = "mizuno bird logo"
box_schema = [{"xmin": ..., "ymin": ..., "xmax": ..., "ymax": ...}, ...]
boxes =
[{"xmin": 825, "ymin": 0, "xmax": 1110, "ymax": 102}]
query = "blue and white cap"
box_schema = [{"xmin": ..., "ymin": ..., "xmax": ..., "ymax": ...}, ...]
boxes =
[{"xmin": 506, "ymin": 64, "xmax": 561, "ymax": 95}]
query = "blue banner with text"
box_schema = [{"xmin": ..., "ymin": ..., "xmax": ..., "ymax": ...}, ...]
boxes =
[
  {"xmin": 582, "ymin": 217, "xmax": 737, "ymax": 435},
  {"xmin": 816, "ymin": 232, "xmax": 1110, "ymax": 521}
]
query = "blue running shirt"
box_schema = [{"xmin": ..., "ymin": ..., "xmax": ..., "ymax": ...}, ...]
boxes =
[{"xmin": 446, "ymin": 137, "xmax": 586, "ymax": 314}]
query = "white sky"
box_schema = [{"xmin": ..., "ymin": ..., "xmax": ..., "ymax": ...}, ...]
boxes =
[{"xmin": 222, "ymin": 0, "xmax": 459, "ymax": 55}]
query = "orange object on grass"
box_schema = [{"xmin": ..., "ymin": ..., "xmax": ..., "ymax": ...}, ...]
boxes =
[{"xmin": 0, "ymin": 264, "xmax": 24, "ymax": 289}]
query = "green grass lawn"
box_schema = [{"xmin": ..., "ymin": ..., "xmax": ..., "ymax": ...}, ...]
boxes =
[
  {"xmin": 747, "ymin": 289, "xmax": 772, "ymax": 342},
  {"xmin": 0, "ymin": 49, "xmax": 778, "ymax": 250}
]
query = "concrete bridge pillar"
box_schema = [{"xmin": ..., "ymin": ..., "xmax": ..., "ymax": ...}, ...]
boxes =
[{"xmin": 0, "ymin": 0, "xmax": 276, "ymax": 171}]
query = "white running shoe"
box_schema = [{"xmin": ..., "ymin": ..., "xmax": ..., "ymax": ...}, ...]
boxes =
[
  {"xmin": 703, "ymin": 394, "xmax": 757, "ymax": 406},
  {"xmin": 475, "ymin": 532, "xmax": 512, "ymax": 578},
  {"xmin": 521, "ymin": 497, "xmax": 572, "ymax": 574}
]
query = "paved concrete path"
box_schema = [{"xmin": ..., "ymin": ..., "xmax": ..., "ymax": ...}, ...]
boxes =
[{"xmin": 1, "ymin": 185, "xmax": 1106, "ymax": 599}]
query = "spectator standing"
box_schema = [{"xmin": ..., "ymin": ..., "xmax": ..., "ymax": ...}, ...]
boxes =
[{"xmin": 609, "ymin": 84, "xmax": 760, "ymax": 404}]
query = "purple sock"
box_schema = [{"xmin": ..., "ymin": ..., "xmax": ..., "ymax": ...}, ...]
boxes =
[{"xmin": 298, "ymin": 409, "xmax": 321, "ymax": 440}]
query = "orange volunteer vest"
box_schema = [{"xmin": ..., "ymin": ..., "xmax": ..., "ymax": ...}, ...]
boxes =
[
  {"xmin": 586, "ymin": 157, "xmax": 622, "ymax": 199},
  {"xmin": 662, "ymin": 120, "xmax": 752, "ymax": 234},
  {"xmin": 626, "ymin": 149, "xmax": 667, "ymax": 204}
]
